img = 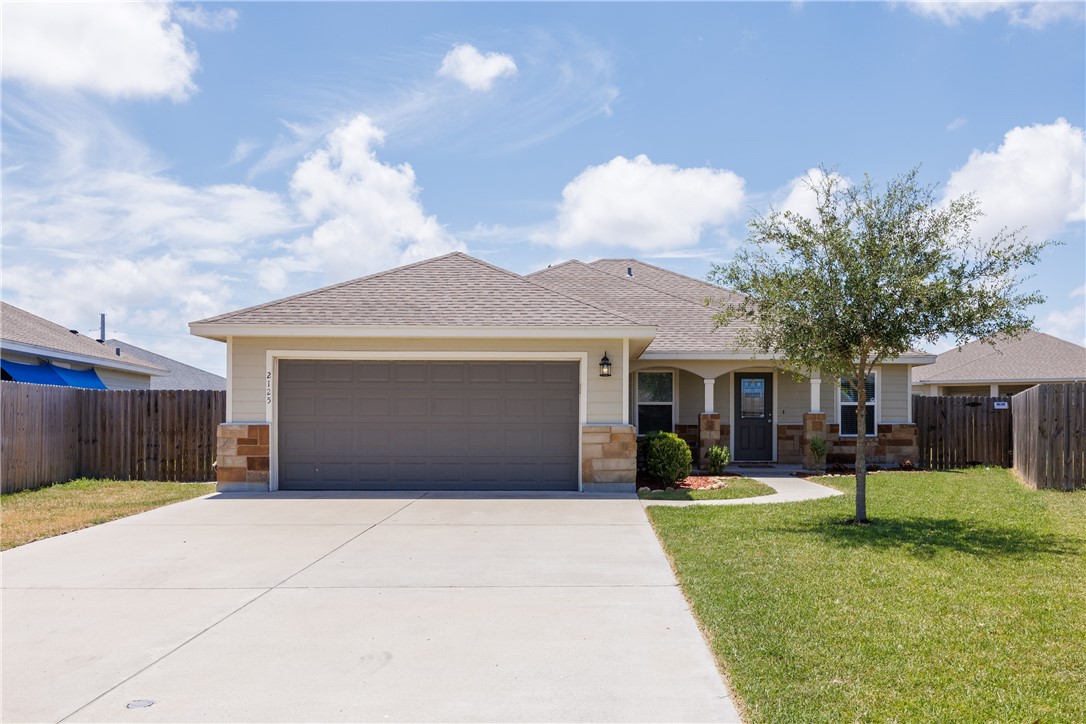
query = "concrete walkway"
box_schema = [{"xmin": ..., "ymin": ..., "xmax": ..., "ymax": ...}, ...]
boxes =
[
  {"xmin": 2, "ymin": 491, "xmax": 739, "ymax": 723},
  {"xmin": 642, "ymin": 466, "xmax": 844, "ymax": 507}
]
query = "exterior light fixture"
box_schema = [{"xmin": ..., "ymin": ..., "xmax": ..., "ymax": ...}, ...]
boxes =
[{"xmin": 599, "ymin": 353, "xmax": 612, "ymax": 377}]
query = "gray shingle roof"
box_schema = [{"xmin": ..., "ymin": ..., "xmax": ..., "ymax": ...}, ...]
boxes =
[
  {"xmin": 527, "ymin": 260, "xmax": 749, "ymax": 354},
  {"xmin": 194, "ymin": 252, "xmax": 641, "ymax": 328},
  {"xmin": 1, "ymin": 302, "xmax": 165, "ymax": 372},
  {"xmin": 912, "ymin": 331, "xmax": 1086, "ymax": 384},
  {"xmin": 106, "ymin": 340, "xmax": 226, "ymax": 390},
  {"xmin": 589, "ymin": 259, "xmax": 745, "ymax": 307}
]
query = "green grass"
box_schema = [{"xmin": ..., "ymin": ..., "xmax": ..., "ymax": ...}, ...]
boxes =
[
  {"xmin": 639, "ymin": 477, "xmax": 775, "ymax": 501},
  {"xmin": 648, "ymin": 469, "xmax": 1086, "ymax": 723},
  {"xmin": 1, "ymin": 478, "xmax": 215, "ymax": 550}
]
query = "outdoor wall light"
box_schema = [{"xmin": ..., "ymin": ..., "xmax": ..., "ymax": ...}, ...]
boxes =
[{"xmin": 599, "ymin": 353, "xmax": 612, "ymax": 377}]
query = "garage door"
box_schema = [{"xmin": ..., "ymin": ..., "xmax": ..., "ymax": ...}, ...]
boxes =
[{"xmin": 277, "ymin": 360, "xmax": 580, "ymax": 491}]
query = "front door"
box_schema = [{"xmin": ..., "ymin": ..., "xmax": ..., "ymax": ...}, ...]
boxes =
[{"xmin": 734, "ymin": 373, "xmax": 773, "ymax": 461}]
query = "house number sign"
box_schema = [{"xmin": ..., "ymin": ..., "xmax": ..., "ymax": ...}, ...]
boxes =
[{"xmin": 266, "ymin": 371, "xmax": 273, "ymax": 405}]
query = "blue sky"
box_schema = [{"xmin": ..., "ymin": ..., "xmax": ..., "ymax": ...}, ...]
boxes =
[{"xmin": 3, "ymin": 1, "xmax": 1084, "ymax": 376}]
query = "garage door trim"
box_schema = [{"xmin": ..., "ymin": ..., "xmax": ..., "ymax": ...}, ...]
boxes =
[{"xmin": 264, "ymin": 350, "xmax": 589, "ymax": 491}]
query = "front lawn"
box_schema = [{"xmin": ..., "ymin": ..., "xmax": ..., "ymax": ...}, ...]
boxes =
[
  {"xmin": 648, "ymin": 468, "xmax": 1086, "ymax": 723},
  {"xmin": 639, "ymin": 477, "xmax": 775, "ymax": 501},
  {"xmin": 1, "ymin": 479, "xmax": 215, "ymax": 550}
]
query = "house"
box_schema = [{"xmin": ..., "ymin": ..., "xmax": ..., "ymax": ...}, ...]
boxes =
[
  {"xmin": 1, "ymin": 302, "xmax": 164, "ymax": 389},
  {"xmin": 190, "ymin": 252, "xmax": 935, "ymax": 493},
  {"xmin": 912, "ymin": 331, "xmax": 1086, "ymax": 396},
  {"xmin": 106, "ymin": 339, "xmax": 226, "ymax": 391}
]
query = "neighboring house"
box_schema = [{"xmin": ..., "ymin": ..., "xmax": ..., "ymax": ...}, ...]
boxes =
[
  {"xmin": 106, "ymin": 339, "xmax": 226, "ymax": 391},
  {"xmin": 190, "ymin": 252, "xmax": 935, "ymax": 493},
  {"xmin": 911, "ymin": 331, "xmax": 1086, "ymax": 397},
  {"xmin": 1, "ymin": 302, "xmax": 164, "ymax": 389}
]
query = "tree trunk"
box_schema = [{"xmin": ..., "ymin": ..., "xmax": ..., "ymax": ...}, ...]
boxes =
[{"xmin": 854, "ymin": 386, "xmax": 868, "ymax": 522}]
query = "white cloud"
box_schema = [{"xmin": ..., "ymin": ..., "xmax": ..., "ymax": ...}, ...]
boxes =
[
  {"xmin": 1042, "ymin": 285, "xmax": 1086, "ymax": 346},
  {"xmin": 946, "ymin": 117, "xmax": 967, "ymax": 131},
  {"xmin": 540, "ymin": 155, "xmax": 745, "ymax": 251},
  {"xmin": 0, "ymin": 2, "xmax": 212, "ymax": 101},
  {"xmin": 776, "ymin": 168, "xmax": 852, "ymax": 220},
  {"xmin": 904, "ymin": 2, "xmax": 1085, "ymax": 28},
  {"xmin": 228, "ymin": 138, "xmax": 260, "ymax": 166},
  {"xmin": 173, "ymin": 5, "xmax": 239, "ymax": 32},
  {"xmin": 279, "ymin": 114, "xmax": 465, "ymax": 284},
  {"xmin": 944, "ymin": 118, "xmax": 1085, "ymax": 240},
  {"xmin": 437, "ymin": 44, "xmax": 518, "ymax": 91}
]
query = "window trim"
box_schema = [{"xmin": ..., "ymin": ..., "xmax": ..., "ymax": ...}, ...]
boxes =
[
  {"xmin": 635, "ymin": 370, "xmax": 677, "ymax": 434},
  {"xmin": 836, "ymin": 368, "xmax": 879, "ymax": 438}
]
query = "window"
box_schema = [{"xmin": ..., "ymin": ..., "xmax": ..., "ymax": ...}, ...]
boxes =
[
  {"xmin": 839, "ymin": 373, "xmax": 876, "ymax": 436},
  {"xmin": 637, "ymin": 371, "xmax": 674, "ymax": 434}
]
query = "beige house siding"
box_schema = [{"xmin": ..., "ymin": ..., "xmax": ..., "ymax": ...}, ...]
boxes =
[
  {"xmin": 229, "ymin": 336, "xmax": 627, "ymax": 424},
  {"xmin": 94, "ymin": 367, "xmax": 152, "ymax": 390},
  {"xmin": 879, "ymin": 364, "xmax": 910, "ymax": 422},
  {"xmin": 776, "ymin": 372, "xmax": 808, "ymax": 424},
  {"xmin": 677, "ymin": 369, "xmax": 702, "ymax": 422}
]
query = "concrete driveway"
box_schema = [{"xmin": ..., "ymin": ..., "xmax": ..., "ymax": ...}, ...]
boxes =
[{"xmin": 2, "ymin": 491, "xmax": 739, "ymax": 723}]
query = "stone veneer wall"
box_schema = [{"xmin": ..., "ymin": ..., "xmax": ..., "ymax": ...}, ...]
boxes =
[
  {"xmin": 582, "ymin": 424, "xmax": 636, "ymax": 491},
  {"xmin": 777, "ymin": 424, "xmax": 805, "ymax": 464},
  {"xmin": 698, "ymin": 413, "xmax": 721, "ymax": 467},
  {"xmin": 825, "ymin": 423, "xmax": 919, "ymax": 465},
  {"xmin": 216, "ymin": 423, "xmax": 270, "ymax": 492}
]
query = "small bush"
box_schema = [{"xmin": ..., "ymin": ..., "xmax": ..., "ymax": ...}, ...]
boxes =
[
  {"xmin": 706, "ymin": 445, "xmax": 731, "ymax": 474},
  {"xmin": 809, "ymin": 435, "xmax": 827, "ymax": 465},
  {"xmin": 645, "ymin": 432, "xmax": 692, "ymax": 484}
]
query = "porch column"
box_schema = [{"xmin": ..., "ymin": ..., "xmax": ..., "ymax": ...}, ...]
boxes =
[
  {"xmin": 990, "ymin": 383, "xmax": 999, "ymax": 396},
  {"xmin": 810, "ymin": 371, "xmax": 822, "ymax": 412},
  {"xmin": 703, "ymin": 378, "xmax": 715, "ymax": 413}
]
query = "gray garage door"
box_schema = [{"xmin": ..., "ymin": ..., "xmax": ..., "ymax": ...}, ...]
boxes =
[{"xmin": 277, "ymin": 360, "xmax": 579, "ymax": 491}]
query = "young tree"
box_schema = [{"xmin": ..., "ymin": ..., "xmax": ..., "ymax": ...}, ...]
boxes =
[{"xmin": 710, "ymin": 167, "xmax": 1051, "ymax": 522}]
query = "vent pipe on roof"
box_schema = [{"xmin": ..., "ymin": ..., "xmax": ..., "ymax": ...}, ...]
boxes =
[
  {"xmin": 115, "ymin": 348, "xmax": 121, "ymax": 356},
  {"xmin": 98, "ymin": 313, "xmax": 105, "ymax": 343},
  {"xmin": 626, "ymin": 266, "xmax": 633, "ymax": 277},
  {"xmin": 69, "ymin": 329, "xmax": 78, "ymax": 334}
]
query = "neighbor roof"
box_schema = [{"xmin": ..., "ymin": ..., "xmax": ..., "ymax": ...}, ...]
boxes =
[
  {"xmin": 106, "ymin": 340, "xmax": 226, "ymax": 390},
  {"xmin": 1, "ymin": 302, "xmax": 165, "ymax": 374},
  {"xmin": 193, "ymin": 253, "xmax": 644, "ymax": 330},
  {"xmin": 912, "ymin": 331, "xmax": 1086, "ymax": 385},
  {"xmin": 527, "ymin": 260, "xmax": 749, "ymax": 354}
]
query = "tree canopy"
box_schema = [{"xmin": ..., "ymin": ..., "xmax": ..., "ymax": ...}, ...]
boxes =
[{"xmin": 710, "ymin": 167, "xmax": 1052, "ymax": 521}]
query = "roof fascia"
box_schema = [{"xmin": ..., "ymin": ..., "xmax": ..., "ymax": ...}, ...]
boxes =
[
  {"xmin": 190, "ymin": 323, "xmax": 658, "ymax": 342},
  {"xmin": 641, "ymin": 352, "xmax": 938, "ymax": 364},
  {"xmin": 0, "ymin": 341, "xmax": 165, "ymax": 375},
  {"xmin": 917, "ymin": 376, "xmax": 1086, "ymax": 385}
]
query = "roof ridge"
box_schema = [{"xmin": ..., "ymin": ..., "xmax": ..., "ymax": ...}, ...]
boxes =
[
  {"xmin": 194, "ymin": 251, "xmax": 469, "ymax": 324},
  {"xmin": 589, "ymin": 258, "xmax": 743, "ymax": 298},
  {"xmin": 455, "ymin": 255, "xmax": 645, "ymax": 326},
  {"xmin": 530, "ymin": 259, "xmax": 726, "ymax": 316}
]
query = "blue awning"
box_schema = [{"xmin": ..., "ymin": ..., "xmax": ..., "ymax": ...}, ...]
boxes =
[
  {"xmin": 0, "ymin": 359, "xmax": 108, "ymax": 389},
  {"xmin": 1, "ymin": 359, "xmax": 68, "ymax": 386},
  {"xmin": 52, "ymin": 365, "xmax": 107, "ymax": 390}
]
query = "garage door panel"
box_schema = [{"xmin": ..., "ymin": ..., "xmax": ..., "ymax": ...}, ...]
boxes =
[
  {"xmin": 278, "ymin": 360, "xmax": 578, "ymax": 491},
  {"xmin": 393, "ymin": 363, "xmax": 428, "ymax": 383}
]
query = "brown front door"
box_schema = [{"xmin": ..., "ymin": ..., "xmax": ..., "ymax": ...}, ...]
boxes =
[{"xmin": 734, "ymin": 373, "xmax": 773, "ymax": 461}]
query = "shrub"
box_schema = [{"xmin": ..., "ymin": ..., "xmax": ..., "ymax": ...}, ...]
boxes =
[
  {"xmin": 645, "ymin": 432, "xmax": 692, "ymax": 484},
  {"xmin": 706, "ymin": 445, "xmax": 731, "ymax": 474},
  {"xmin": 809, "ymin": 435, "xmax": 827, "ymax": 465}
]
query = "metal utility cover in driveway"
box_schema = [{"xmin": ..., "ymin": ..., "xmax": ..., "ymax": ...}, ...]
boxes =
[{"xmin": 278, "ymin": 360, "xmax": 579, "ymax": 491}]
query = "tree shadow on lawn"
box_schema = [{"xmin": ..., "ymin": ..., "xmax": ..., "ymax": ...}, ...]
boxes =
[{"xmin": 776, "ymin": 515, "xmax": 1082, "ymax": 559}]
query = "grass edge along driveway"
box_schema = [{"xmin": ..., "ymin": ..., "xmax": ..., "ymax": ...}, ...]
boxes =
[
  {"xmin": 1, "ymin": 479, "xmax": 215, "ymax": 550},
  {"xmin": 648, "ymin": 468, "xmax": 1086, "ymax": 723}
]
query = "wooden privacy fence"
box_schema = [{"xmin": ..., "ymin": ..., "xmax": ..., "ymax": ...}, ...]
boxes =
[
  {"xmin": 913, "ymin": 394, "xmax": 1014, "ymax": 469},
  {"xmin": 1, "ymin": 381, "xmax": 225, "ymax": 493},
  {"xmin": 1012, "ymin": 382, "xmax": 1086, "ymax": 491}
]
